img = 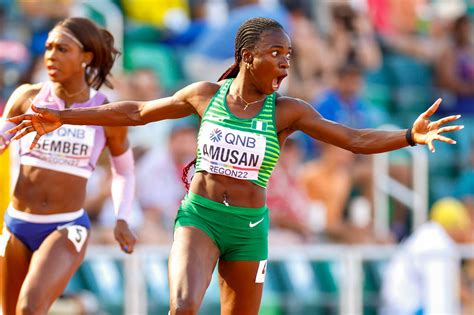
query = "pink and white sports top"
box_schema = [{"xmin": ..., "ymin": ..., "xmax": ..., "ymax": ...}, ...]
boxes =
[{"xmin": 19, "ymin": 81, "xmax": 107, "ymax": 179}]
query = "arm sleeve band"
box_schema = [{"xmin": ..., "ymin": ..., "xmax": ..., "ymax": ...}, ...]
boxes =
[
  {"xmin": 0, "ymin": 120, "xmax": 17, "ymax": 145},
  {"xmin": 109, "ymin": 148, "xmax": 135, "ymax": 223}
]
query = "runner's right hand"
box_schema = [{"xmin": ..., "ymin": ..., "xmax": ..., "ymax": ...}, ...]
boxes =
[{"xmin": 6, "ymin": 105, "xmax": 62, "ymax": 150}]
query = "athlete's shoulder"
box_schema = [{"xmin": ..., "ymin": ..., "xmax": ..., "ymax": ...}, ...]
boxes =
[
  {"xmin": 183, "ymin": 81, "xmax": 222, "ymax": 96},
  {"xmin": 275, "ymin": 95, "xmax": 316, "ymax": 127},
  {"xmin": 275, "ymin": 94, "xmax": 306, "ymax": 108},
  {"xmin": 4, "ymin": 83, "xmax": 43, "ymax": 116},
  {"xmin": 13, "ymin": 83, "xmax": 42, "ymax": 99},
  {"xmin": 176, "ymin": 81, "xmax": 222, "ymax": 105}
]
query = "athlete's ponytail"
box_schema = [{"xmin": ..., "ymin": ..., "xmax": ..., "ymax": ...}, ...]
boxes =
[
  {"xmin": 182, "ymin": 158, "xmax": 197, "ymax": 191},
  {"xmin": 218, "ymin": 62, "xmax": 239, "ymax": 81}
]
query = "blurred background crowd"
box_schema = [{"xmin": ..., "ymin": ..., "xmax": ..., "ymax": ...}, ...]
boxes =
[{"xmin": 0, "ymin": 0, "xmax": 473, "ymax": 314}]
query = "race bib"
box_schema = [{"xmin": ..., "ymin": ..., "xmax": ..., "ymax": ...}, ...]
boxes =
[
  {"xmin": 0, "ymin": 226, "xmax": 11, "ymax": 257},
  {"xmin": 24, "ymin": 125, "xmax": 95, "ymax": 168},
  {"xmin": 199, "ymin": 122, "xmax": 266, "ymax": 180},
  {"xmin": 255, "ymin": 260, "xmax": 267, "ymax": 283},
  {"xmin": 62, "ymin": 225, "xmax": 88, "ymax": 253}
]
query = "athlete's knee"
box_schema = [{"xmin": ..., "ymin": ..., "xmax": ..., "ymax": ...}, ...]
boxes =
[
  {"xmin": 16, "ymin": 294, "xmax": 49, "ymax": 315},
  {"xmin": 169, "ymin": 296, "xmax": 201, "ymax": 315}
]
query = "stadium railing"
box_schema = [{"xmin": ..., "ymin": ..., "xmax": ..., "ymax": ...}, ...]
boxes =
[
  {"xmin": 75, "ymin": 244, "xmax": 474, "ymax": 315},
  {"xmin": 373, "ymin": 137, "xmax": 428, "ymax": 237}
]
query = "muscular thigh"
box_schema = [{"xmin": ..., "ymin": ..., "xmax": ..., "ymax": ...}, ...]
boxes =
[
  {"xmin": 0, "ymin": 228, "xmax": 32, "ymax": 315},
  {"xmin": 19, "ymin": 227, "xmax": 89, "ymax": 306},
  {"xmin": 168, "ymin": 226, "xmax": 220, "ymax": 309},
  {"xmin": 218, "ymin": 260, "xmax": 267, "ymax": 315}
]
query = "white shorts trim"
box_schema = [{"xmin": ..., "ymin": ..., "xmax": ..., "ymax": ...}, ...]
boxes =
[{"xmin": 7, "ymin": 204, "xmax": 84, "ymax": 224}]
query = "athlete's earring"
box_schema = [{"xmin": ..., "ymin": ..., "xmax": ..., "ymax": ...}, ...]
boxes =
[
  {"xmin": 81, "ymin": 62, "xmax": 87, "ymax": 68},
  {"xmin": 246, "ymin": 63, "xmax": 251, "ymax": 70}
]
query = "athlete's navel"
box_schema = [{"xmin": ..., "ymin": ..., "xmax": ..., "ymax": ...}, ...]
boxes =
[{"xmin": 223, "ymin": 192, "xmax": 230, "ymax": 206}]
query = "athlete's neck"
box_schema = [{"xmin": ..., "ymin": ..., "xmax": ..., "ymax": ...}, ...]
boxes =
[
  {"xmin": 230, "ymin": 76, "xmax": 266, "ymax": 104},
  {"xmin": 53, "ymin": 81, "xmax": 90, "ymax": 106}
]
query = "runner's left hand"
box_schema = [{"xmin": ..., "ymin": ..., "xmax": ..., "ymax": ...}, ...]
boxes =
[{"xmin": 411, "ymin": 98, "xmax": 464, "ymax": 152}]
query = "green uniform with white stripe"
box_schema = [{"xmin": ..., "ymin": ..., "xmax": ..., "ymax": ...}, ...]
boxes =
[{"xmin": 175, "ymin": 78, "xmax": 280, "ymax": 261}]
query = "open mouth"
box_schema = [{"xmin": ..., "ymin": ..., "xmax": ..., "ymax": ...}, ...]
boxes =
[
  {"xmin": 272, "ymin": 74, "xmax": 287, "ymax": 91},
  {"xmin": 46, "ymin": 65, "xmax": 58, "ymax": 77}
]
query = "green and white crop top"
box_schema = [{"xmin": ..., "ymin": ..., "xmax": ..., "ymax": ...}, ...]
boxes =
[{"xmin": 195, "ymin": 78, "xmax": 280, "ymax": 188}]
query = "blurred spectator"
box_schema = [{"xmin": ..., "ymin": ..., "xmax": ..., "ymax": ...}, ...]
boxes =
[
  {"xmin": 0, "ymin": 6, "xmax": 29, "ymax": 99},
  {"xmin": 301, "ymin": 63, "xmax": 387, "ymax": 158},
  {"xmin": 0, "ymin": 40, "xmax": 28, "ymax": 65},
  {"xmin": 184, "ymin": 0, "xmax": 290, "ymax": 82},
  {"xmin": 282, "ymin": 0, "xmax": 336, "ymax": 101},
  {"xmin": 127, "ymin": 68, "xmax": 164, "ymax": 101},
  {"xmin": 299, "ymin": 144, "xmax": 352, "ymax": 241},
  {"xmin": 120, "ymin": 69, "xmax": 172, "ymax": 150},
  {"xmin": 267, "ymin": 137, "xmax": 314, "ymax": 243},
  {"xmin": 461, "ymin": 258, "xmax": 474, "ymax": 315},
  {"xmin": 367, "ymin": 0, "xmax": 422, "ymax": 36},
  {"xmin": 121, "ymin": 0, "xmax": 190, "ymax": 32},
  {"xmin": 298, "ymin": 63, "xmax": 399, "ymax": 244},
  {"xmin": 315, "ymin": 63, "xmax": 382, "ymax": 128},
  {"xmin": 328, "ymin": 2, "xmax": 381, "ymax": 71},
  {"xmin": 299, "ymin": 143, "xmax": 391, "ymax": 244},
  {"xmin": 367, "ymin": 0, "xmax": 448, "ymax": 63},
  {"xmin": 435, "ymin": 14, "xmax": 474, "ymax": 115},
  {"xmin": 136, "ymin": 120, "xmax": 198, "ymax": 241},
  {"xmin": 17, "ymin": 0, "xmax": 72, "ymax": 19},
  {"xmin": 455, "ymin": 145, "xmax": 474, "ymax": 216},
  {"xmin": 381, "ymin": 197, "xmax": 473, "ymax": 315},
  {"xmin": 162, "ymin": 0, "xmax": 208, "ymax": 47}
]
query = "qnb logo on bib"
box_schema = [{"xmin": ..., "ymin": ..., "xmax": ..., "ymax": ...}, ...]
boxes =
[
  {"xmin": 210, "ymin": 128, "xmax": 222, "ymax": 142},
  {"xmin": 26, "ymin": 125, "xmax": 96, "ymax": 167},
  {"xmin": 200, "ymin": 122, "xmax": 266, "ymax": 180}
]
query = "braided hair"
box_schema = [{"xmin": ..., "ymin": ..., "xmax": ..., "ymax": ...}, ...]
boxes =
[
  {"xmin": 182, "ymin": 17, "xmax": 284, "ymax": 190},
  {"xmin": 218, "ymin": 17, "xmax": 284, "ymax": 81}
]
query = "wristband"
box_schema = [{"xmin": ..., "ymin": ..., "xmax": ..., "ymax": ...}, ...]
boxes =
[{"xmin": 405, "ymin": 128, "xmax": 417, "ymax": 146}]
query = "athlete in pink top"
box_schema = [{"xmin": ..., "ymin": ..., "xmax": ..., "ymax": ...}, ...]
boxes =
[{"xmin": 0, "ymin": 17, "xmax": 136, "ymax": 315}]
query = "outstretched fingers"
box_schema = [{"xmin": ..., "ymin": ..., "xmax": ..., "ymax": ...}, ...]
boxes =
[
  {"xmin": 428, "ymin": 134, "xmax": 457, "ymax": 153},
  {"xmin": 437, "ymin": 125, "xmax": 464, "ymax": 134},
  {"xmin": 11, "ymin": 126, "xmax": 35, "ymax": 141},
  {"xmin": 421, "ymin": 98, "xmax": 442, "ymax": 119},
  {"xmin": 432, "ymin": 114, "xmax": 461, "ymax": 127},
  {"xmin": 7, "ymin": 113, "xmax": 33, "ymax": 126},
  {"xmin": 433, "ymin": 134, "xmax": 456, "ymax": 144},
  {"xmin": 29, "ymin": 134, "xmax": 42, "ymax": 150},
  {"xmin": 428, "ymin": 140, "xmax": 435, "ymax": 153},
  {"xmin": 8, "ymin": 121, "xmax": 33, "ymax": 137}
]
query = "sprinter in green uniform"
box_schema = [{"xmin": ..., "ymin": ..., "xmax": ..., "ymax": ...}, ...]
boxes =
[{"xmin": 7, "ymin": 17, "xmax": 463, "ymax": 315}]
